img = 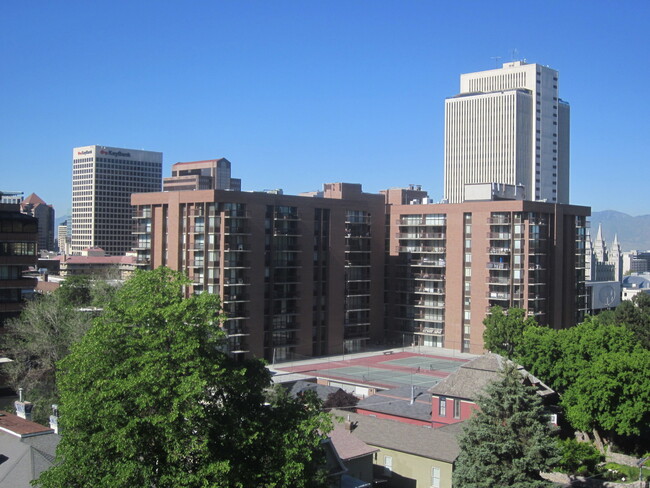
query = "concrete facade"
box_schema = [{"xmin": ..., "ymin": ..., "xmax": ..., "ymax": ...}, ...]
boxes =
[
  {"xmin": 72, "ymin": 145, "xmax": 162, "ymax": 256},
  {"xmin": 444, "ymin": 61, "xmax": 569, "ymax": 205}
]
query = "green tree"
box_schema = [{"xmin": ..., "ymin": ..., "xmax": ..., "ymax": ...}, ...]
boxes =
[
  {"xmin": 517, "ymin": 318, "xmax": 650, "ymax": 449},
  {"xmin": 555, "ymin": 438, "xmax": 603, "ymax": 477},
  {"xmin": 2, "ymin": 293, "xmax": 93, "ymax": 424},
  {"xmin": 483, "ymin": 306, "xmax": 537, "ymax": 358},
  {"xmin": 613, "ymin": 294, "xmax": 650, "ymax": 349},
  {"xmin": 453, "ymin": 364, "xmax": 559, "ymax": 488},
  {"xmin": 323, "ymin": 389, "xmax": 359, "ymax": 411},
  {"xmin": 38, "ymin": 267, "xmax": 331, "ymax": 488},
  {"xmin": 55, "ymin": 275, "xmax": 93, "ymax": 307}
]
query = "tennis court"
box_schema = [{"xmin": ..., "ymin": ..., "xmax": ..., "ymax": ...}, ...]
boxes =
[{"xmin": 276, "ymin": 351, "xmax": 468, "ymax": 389}]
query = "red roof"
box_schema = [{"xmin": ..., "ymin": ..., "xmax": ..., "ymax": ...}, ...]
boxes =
[
  {"xmin": 0, "ymin": 411, "xmax": 54, "ymax": 438},
  {"xmin": 21, "ymin": 193, "xmax": 47, "ymax": 206},
  {"xmin": 56, "ymin": 255, "xmax": 136, "ymax": 265}
]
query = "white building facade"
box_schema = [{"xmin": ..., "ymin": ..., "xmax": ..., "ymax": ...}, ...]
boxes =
[
  {"xmin": 72, "ymin": 145, "xmax": 162, "ymax": 255},
  {"xmin": 444, "ymin": 61, "xmax": 569, "ymax": 204}
]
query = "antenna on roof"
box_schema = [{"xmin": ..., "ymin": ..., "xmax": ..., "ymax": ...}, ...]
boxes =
[
  {"xmin": 490, "ymin": 56, "xmax": 501, "ymax": 68},
  {"xmin": 511, "ymin": 48, "xmax": 519, "ymax": 61}
]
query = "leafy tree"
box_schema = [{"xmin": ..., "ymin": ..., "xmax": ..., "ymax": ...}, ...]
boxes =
[
  {"xmin": 55, "ymin": 275, "xmax": 93, "ymax": 307},
  {"xmin": 453, "ymin": 364, "xmax": 559, "ymax": 488},
  {"xmin": 323, "ymin": 389, "xmax": 359, "ymax": 411},
  {"xmin": 517, "ymin": 318, "xmax": 650, "ymax": 449},
  {"xmin": 2, "ymin": 293, "xmax": 93, "ymax": 424},
  {"xmin": 613, "ymin": 294, "xmax": 650, "ymax": 349},
  {"xmin": 38, "ymin": 267, "xmax": 331, "ymax": 488},
  {"xmin": 555, "ymin": 438, "xmax": 603, "ymax": 476},
  {"xmin": 483, "ymin": 306, "xmax": 537, "ymax": 358}
]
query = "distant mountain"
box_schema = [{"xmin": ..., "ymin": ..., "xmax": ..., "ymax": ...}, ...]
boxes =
[{"xmin": 590, "ymin": 211, "xmax": 650, "ymax": 251}]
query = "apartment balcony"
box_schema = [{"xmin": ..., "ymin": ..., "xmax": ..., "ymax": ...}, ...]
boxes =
[
  {"xmin": 414, "ymin": 300, "xmax": 445, "ymax": 309},
  {"xmin": 487, "ymin": 232, "xmax": 511, "ymax": 239},
  {"xmin": 487, "ymin": 262, "xmax": 510, "ymax": 270},
  {"xmin": 223, "ymin": 259, "xmax": 251, "ymax": 269},
  {"xmin": 528, "ymin": 294, "xmax": 546, "ymax": 301},
  {"xmin": 189, "ymin": 226, "xmax": 205, "ymax": 234},
  {"xmin": 273, "ymin": 229, "xmax": 301, "ymax": 237},
  {"xmin": 133, "ymin": 209, "xmax": 152, "ymax": 219},
  {"xmin": 224, "ymin": 244, "xmax": 250, "ymax": 252},
  {"xmin": 414, "ymin": 286, "xmax": 444, "ymax": 295},
  {"xmin": 222, "ymin": 292, "xmax": 250, "ymax": 302},
  {"xmin": 396, "ymin": 232, "xmax": 445, "ymax": 239},
  {"xmin": 132, "ymin": 224, "xmax": 151, "ymax": 234},
  {"xmin": 223, "ymin": 278, "xmax": 249, "ymax": 286},
  {"xmin": 273, "ymin": 213, "xmax": 299, "ymax": 221},
  {"xmin": 487, "ymin": 246, "xmax": 511, "ymax": 255},
  {"xmin": 414, "ymin": 326, "xmax": 444, "ymax": 336},
  {"xmin": 413, "ymin": 273, "xmax": 445, "ymax": 280},
  {"xmin": 486, "ymin": 276, "xmax": 511, "ymax": 285},
  {"xmin": 486, "ymin": 217, "xmax": 511, "ymax": 225},
  {"xmin": 528, "ymin": 264, "xmax": 546, "ymax": 271},
  {"xmin": 398, "ymin": 246, "xmax": 446, "ymax": 254},
  {"xmin": 487, "ymin": 291, "xmax": 511, "ymax": 300},
  {"xmin": 412, "ymin": 259, "xmax": 446, "ymax": 267},
  {"xmin": 396, "ymin": 218, "xmax": 446, "ymax": 226}
]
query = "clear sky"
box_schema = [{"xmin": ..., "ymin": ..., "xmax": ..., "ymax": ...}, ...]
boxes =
[{"xmin": 1, "ymin": 1, "xmax": 649, "ymax": 217}]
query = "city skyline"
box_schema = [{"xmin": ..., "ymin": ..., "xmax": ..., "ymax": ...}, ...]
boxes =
[{"xmin": 2, "ymin": 1, "xmax": 650, "ymax": 216}]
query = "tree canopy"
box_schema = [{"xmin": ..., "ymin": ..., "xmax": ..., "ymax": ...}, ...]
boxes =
[
  {"xmin": 38, "ymin": 267, "xmax": 332, "ymax": 488},
  {"xmin": 2, "ymin": 292, "xmax": 93, "ymax": 424},
  {"xmin": 517, "ymin": 317, "xmax": 650, "ymax": 449},
  {"xmin": 452, "ymin": 364, "xmax": 559, "ymax": 488},
  {"xmin": 482, "ymin": 306, "xmax": 537, "ymax": 359}
]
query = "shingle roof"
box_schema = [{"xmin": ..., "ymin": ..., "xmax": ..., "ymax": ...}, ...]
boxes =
[
  {"xmin": 428, "ymin": 353, "xmax": 554, "ymax": 400},
  {"xmin": 330, "ymin": 409, "xmax": 460, "ymax": 463},
  {"xmin": 328, "ymin": 422, "xmax": 378, "ymax": 461},
  {"xmin": 356, "ymin": 385, "xmax": 431, "ymax": 421},
  {"xmin": 289, "ymin": 380, "xmax": 343, "ymax": 401}
]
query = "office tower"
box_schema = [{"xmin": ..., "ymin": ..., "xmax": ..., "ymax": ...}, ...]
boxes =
[
  {"xmin": 444, "ymin": 61, "xmax": 569, "ymax": 204},
  {"xmin": 384, "ymin": 187, "xmax": 589, "ymax": 353},
  {"xmin": 0, "ymin": 203, "xmax": 38, "ymax": 326},
  {"xmin": 57, "ymin": 220, "xmax": 71, "ymax": 254},
  {"xmin": 163, "ymin": 158, "xmax": 241, "ymax": 191},
  {"xmin": 132, "ymin": 182, "xmax": 385, "ymax": 361},
  {"xmin": 72, "ymin": 145, "xmax": 162, "ymax": 256},
  {"xmin": 20, "ymin": 193, "xmax": 55, "ymax": 252}
]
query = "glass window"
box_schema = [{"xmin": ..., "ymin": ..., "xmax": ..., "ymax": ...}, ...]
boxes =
[
  {"xmin": 383, "ymin": 456, "xmax": 392, "ymax": 476},
  {"xmin": 432, "ymin": 467, "xmax": 441, "ymax": 488},
  {"xmin": 439, "ymin": 397, "xmax": 446, "ymax": 417},
  {"xmin": 454, "ymin": 399, "xmax": 461, "ymax": 419}
]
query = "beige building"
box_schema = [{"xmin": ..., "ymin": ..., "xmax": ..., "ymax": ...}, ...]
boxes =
[
  {"xmin": 163, "ymin": 158, "xmax": 241, "ymax": 192},
  {"xmin": 444, "ymin": 61, "xmax": 569, "ymax": 205},
  {"xmin": 72, "ymin": 145, "xmax": 162, "ymax": 256},
  {"xmin": 331, "ymin": 410, "xmax": 459, "ymax": 488}
]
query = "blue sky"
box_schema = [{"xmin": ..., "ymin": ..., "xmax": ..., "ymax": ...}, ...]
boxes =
[{"xmin": 1, "ymin": 1, "xmax": 649, "ymax": 217}]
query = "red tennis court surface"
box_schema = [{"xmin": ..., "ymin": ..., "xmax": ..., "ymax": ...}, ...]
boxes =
[{"xmin": 274, "ymin": 351, "xmax": 469, "ymax": 389}]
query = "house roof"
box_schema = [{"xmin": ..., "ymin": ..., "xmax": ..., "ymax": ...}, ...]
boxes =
[
  {"xmin": 289, "ymin": 380, "xmax": 342, "ymax": 402},
  {"xmin": 428, "ymin": 353, "xmax": 554, "ymax": 401},
  {"xmin": 328, "ymin": 422, "xmax": 378, "ymax": 461},
  {"xmin": 356, "ymin": 385, "xmax": 431, "ymax": 421},
  {"xmin": 56, "ymin": 255, "xmax": 136, "ymax": 265},
  {"xmin": 0, "ymin": 413, "xmax": 60, "ymax": 488},
  {"xmin": 330, "ymin": 410, "xmax": 460, "ymax": 463},
  {"xmin": 0, "ymin": 411, "xmax": 54, "ymax": 438}
]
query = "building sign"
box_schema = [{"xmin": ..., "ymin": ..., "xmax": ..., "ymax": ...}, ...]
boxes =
[
  {"xmin": 100, "ymin": 149, "xmax": 132, "ymax": 158},
  {"xmin": 77, "ymin": 150, "xmax": 93, "ymax": 155}
]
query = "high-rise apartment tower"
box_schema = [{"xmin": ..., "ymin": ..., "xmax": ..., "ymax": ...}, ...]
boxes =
[
  {"xmin": 444, "ymin": 61, "xmax": 569, "ymax": 204},
  {"xmin": 72, "ymin": 145, "xmax": 162, "ymax": 255}
]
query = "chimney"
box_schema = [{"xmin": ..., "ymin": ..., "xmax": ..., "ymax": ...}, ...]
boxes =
[
  {"xmin": 15, "ymin": 388, "xmax": 33, "ymax": 421},
  {"xmin": 49, "ymin": 404, "xmax": 60, "ymax": 434}
]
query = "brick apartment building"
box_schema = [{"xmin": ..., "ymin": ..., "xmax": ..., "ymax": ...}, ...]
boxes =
[
  {"xmin": 384, "ymin": 188, "xmax": 590, "ymax": 354},
  {"xmin": 132, "ymin": 183, "xmax": 386, "ymax": 361}
]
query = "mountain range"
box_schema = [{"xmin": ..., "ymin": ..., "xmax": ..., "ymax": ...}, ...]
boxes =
[{"xmin": 589, "ymin": 211, "xmax": 650, "ymax": 252}]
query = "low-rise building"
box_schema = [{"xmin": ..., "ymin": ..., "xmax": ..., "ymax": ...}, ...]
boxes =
[
  {"xmin": 55, "ymin": 247, "xmax": 137, "ymax": 279},
  {"xmin": 356, "ymin": 386, "xmax": 432, "ymax": 426},
  {"xmin": 429, "ymin": 354, "xmax": 556, "ymax": 427},
  {"xmin": 331, "ymin": 410, "xmax": 460, "ymax": 488}
]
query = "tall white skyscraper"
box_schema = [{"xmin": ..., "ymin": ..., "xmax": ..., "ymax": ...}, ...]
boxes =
[
  {"xmin": 444, "ymin": 61, "xmax": 569, "ymax": 204},
  {"xmin": 72, "ymin": 145, "xmax": 162, "ymax": 255}
]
